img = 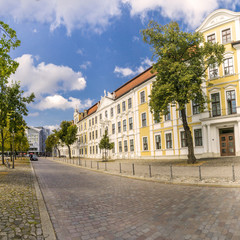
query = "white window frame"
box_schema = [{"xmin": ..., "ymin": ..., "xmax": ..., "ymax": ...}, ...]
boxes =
[
  {"xmin": 140, "ymin": 90, "xmax": 146, "ymax": 104},
  {"xmin": 206, "ymin": 32, "xmax": 217, "ymax": 43},
  {"xmin": 141, "ymin": 112, "xmax": 147, "ymax": 127},
  {"xmin": 223, "ymin": 55, "xmax": 234, "ymax": 76},
  {"xmin": 142, "ymin": 136, "xmax": 148, "ymax": 151},
  {"xmin": 165, "ymin": 132, "xmax": 172, "ymax": 149},
  {"xmin": 155, "ymin": 134, "xmax": 161, "ymax": 150},
  {"xmin": 221, "ymin": 27, "xmax": 232, "ymax": 44},
  {"xmin": 225, "ymin": 87, "xmax": 237, "ymax": 115}
]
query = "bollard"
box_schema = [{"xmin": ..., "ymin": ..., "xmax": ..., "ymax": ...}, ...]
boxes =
[
  {"xmin": 119, "ymin": 163, "xmax": 122, "ymax": 173},
  {"xmin": 170, "ymin": 165, "xmax": 173, "ymax": 180},
  {"xmin": 132, "ymin": 163, "xmax": 135, "ymax": 176},
  {"xmin": 149, "ymin": 165, "xmax": 152, "ymax": 178},
  {"xmin": 105, "ymin": 162, "xmax": 107, "ymax": 171},
  {"xmin": 232, "ymin": 165, "xmax": 235, "ymax": 182},
  {"xmin": 97, "ymin": 162, "xmax": 99, "ymax": 170},
  {"xmin": 199, "ymin": 166, "xmax": 202, "ymax": 181}
]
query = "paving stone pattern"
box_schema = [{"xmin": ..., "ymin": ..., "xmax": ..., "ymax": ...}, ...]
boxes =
[
  {"xmin": 0, "ymin": 159, "xmax": 44, "ymax": 240},
  {"xmin": 34, "ymin": 158, "xmax": 240, "ymax": 240}
]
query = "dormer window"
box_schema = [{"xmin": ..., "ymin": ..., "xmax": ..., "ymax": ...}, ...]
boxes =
[{"xmin": 222, "ymin": 28, "xmax": 231, "ymax": 44}]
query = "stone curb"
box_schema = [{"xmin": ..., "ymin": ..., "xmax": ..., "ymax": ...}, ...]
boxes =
[
  {"xmin": 51, "ymin": 159, "xmax": 240, "ymax": 188},
  {"xmin": 30, "ymin": 162, "xmax": 57, "ymax": 240}
]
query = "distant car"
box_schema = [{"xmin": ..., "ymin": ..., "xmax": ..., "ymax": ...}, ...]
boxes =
[{"xmin": 30, "ymin": 154, "xmax": 38, "ymax": 161}]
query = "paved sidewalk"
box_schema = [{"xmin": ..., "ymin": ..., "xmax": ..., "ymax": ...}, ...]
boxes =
[
  {"xmin": 0, "ymin": 158, "xmax": 50, "ymax": 240},
  {"xmin": 52, "ymin": 156, "xmax": 240, "ymax": 187}
]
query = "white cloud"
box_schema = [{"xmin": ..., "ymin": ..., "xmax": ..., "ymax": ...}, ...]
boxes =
[
  {"xmin": 77, "ymin": 49, "xmax": 84, "ymax": 55},
  {"xmin": 114, "ymin": 57, "xmax": 153, "ymax": 77},
  {"xmin": 34, "ymin": 95, "xmax": 93, "ymax": 111},
  {"xmin": 28, "ymin": 112, "xmax": 39, "ymax": 117},
  {"xmin": 122, "ymin": 0, "xmax": 240, "ymax": 28},
  {"xmin": 0, "ymin": 0, "xmax": 122, "ymax": 35},
  {"xmin": 0, "ymin": 0, "xmax": 239, "ymax": 34},
  {"xmin": 11, "ymin": 54, "xmax": 86, "ymax": 99},
  {"xmin": 43, "ymin": 124, "xmax": 60, "ymax": 132},
  {"xmin": 80, "ymin": 61, "xmax": 92, "ymax": 70}
]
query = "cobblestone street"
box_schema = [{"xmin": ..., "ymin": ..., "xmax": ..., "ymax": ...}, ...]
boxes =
[
  {"xmin": 33, "ymin": 158, "xmax": 240, "ymax": 240},
  {"xmin": 0, "ymin": 158, "xmax": 44, "ymax": 240}
]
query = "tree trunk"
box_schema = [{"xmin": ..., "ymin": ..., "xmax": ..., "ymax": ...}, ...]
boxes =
[
  {"xmin": 1, "ymin": 129, "xmax": 4, "ymax": 165},
  {"xmin": 67, "ymin": 145, "xmax": 71, "ymax": 159},
  {"xmin": 181, "ymin": 108, "xmax": 197, "ymax": 164},
  {"xmin": 57, "ymin": 148, "xmax": 60, "ymax": 157}
]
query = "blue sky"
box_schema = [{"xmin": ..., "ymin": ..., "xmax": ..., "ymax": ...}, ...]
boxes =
[{"xmin": 1, "ymin": 0, "xmax": 240, "ymax": 131}]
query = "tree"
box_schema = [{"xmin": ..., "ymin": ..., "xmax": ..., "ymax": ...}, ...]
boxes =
[
  {"xmin": 0, "ymin": 22, "xmax": 34, "ymax": 165},
  {"xmin": 14, "ymin": 130, "xmax": 29, "ymax": 153},
  {"xmin": 142, "ymin": 21, "xmax": 225, "ymax": 164},
  {"xmin": 45, "ymin": 133, "xmax": 60, "ymax": 157},
  {"xmin": 57, "ymin": 121, "xmax": 77, "ymax": 159},
  {"xmin": 99, "ymin": 129, "xmax": 114, "ymax": 161}
]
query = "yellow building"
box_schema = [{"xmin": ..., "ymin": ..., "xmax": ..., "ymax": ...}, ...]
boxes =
[{"xmin": 66, "ymin": 9, "xmax": 240, "ymax": 160}]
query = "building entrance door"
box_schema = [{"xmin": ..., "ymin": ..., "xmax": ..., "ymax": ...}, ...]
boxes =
[{"xmin": 219, "ymin": 128, "xmax": 235, "ymax": 156}]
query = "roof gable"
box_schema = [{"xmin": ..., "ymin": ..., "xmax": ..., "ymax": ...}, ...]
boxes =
[{"xmin": 196, "ymin": 9, "xmax": 240, "ymax": 32}]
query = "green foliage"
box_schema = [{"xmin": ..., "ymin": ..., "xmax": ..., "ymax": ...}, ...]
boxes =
[
  {"xmin": 45, "ymin": 133, "xmax": 60, "ymax": 153},
  {"xmin": 56, "ymin": 121, "xmax": 77, "ymax": 158},
  {"xmin": 142, "ymin": 21, "xmax": 225, "ymax": 119},
  {"xmin": 0, "ymin": 21, "xmax": 34, "ymax": 164},
  {"xmin": 99, "ymin": 130, "xmax": 114, "ymax": 161},
  {"xmin": 141, "ymin": 21, "xmax": 225, "ymax": 163}
]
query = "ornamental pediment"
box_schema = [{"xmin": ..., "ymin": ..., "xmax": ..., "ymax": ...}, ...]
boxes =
[
  {"xmin": 96, "ymin": 91, "xmax": 115, "ymax": 112},
  {"xmin": 196, "ymin": 9, "xmax": 240, "ymax": 32}
]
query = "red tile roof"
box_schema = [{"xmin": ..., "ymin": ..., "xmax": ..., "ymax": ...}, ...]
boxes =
[{"xmin": 84, "ymin": 66, "xmax": 155, "ymax": 119}]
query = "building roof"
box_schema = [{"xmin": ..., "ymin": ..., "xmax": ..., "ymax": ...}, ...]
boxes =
[{"xmin": 83, "ymin": 66, "xmax": 155, "ymax": 119}]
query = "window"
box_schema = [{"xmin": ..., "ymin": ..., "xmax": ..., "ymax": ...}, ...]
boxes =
[
  {"xmin": 96, "ymin": 145, "xmax": 98, "ymax": 154},
  {"xmin": 119, "ymin": 141, "xmax": 122, "ymax": 152},
  {"xmin": 165, "ymin": 105, "xmax": 171, "ymax": 121},
  {"xmin": 95, "ymin": 116, "xmax": 97, "ymax": 124},
  {"xmin": 155, "ymin": 135, "xmax": 161, "ymax": 150},
  {"xmin": 226, "ymin": 90, "xmax": 236, "ymax": 114},
  {"xmin": 92, "ymin": 118, "xmax": 94, "ymax": 125},
  {"xmin": 194, "ymin": 129, "xmax": 202, "ymax": 146},
  {"xmin": 207, "ymin": 33, "xmax": 216, "ymax": 43},
  {"xmin": 209, "ymin": 63, "xmax": 218, "ymax": 79},
  {"xmin": 122, "ymin": 101, "xmax": 126, "ymax": 112},
  {"xmin": 85, "ymin": 148, "xmax": 87, "ymax": 154},
  {"xmin": 85, "ymin": 135, "xmax": 86, "ymax": 143},
  {"xmin": 92, "ymin": 131, "xmax": 94, "ymax": 140},
  {"xmin": 123, "ymin": 119, "xmax": 127, "ymax": 131},
  {"xmin": 154, "ymin": 116, "xmax": 160, "ymax": 124},
  {"xmin": 112, "ymin": 123, "xmax": 115, "ymax": 134},
  {"xmin": 141, "ymin": 112, "xmax": 147, "ymax": 127},
  {"xmin": 224, "ymin": 58, "xmax": 233, "ymax": 75},
  {"xmin": 222, "ymin": 28, "xmax": 231, "ymax": 44},
  {"xmin": 105, "ymin": 110, "xmax": 108, "ymax": 118},
  {"xmin": 140, "ymin": 91, "xmax": 145, "ymax": 103},
  {"xmin": 95, "ymin": 130, "xmax": 98, "ymax": 139},
  {"xmin": 128, "ymin": 98, "xmax": 132, "ymax": 109},
  {"xmin": 89, "ymin": 132, "xmax": 91, "ymax": 140},
  {"xmin": 105, "ymin": 127, "xmax": 108, "ymax": 135},
  {"xmin": 118, "ymin": 121, "xmax": 121, "ymax": 133},
  {"xmin": 84, "ymin": 123, "xmax": 86, "ymax": 130},
  {"xmin": 129, "ymin": 117, "xmax": 133, "ymax": 130},
  {"xmin": 166, "ymin": 133, "xmax": 172, "ymax": 149},
  {"xmin": 110, "ymin": 108, "xmax": 114, "ymax": 117},
  {"xmin": 192, "ymin": 101, "xmax": 200, "ymax": 115},
  {"xmin": 89, "ymin": 119, "xmax": 91, "ymax": 127},
  {"xmin": 117, "ymin": 104, "xmax": 120, "ymax": 114},
  {"xmin": 180, "ymin": 131, "xmax": 188, "ymax": 148},
  {"xmin": 124, "ymin": 140, "xmax": 128, "ymax": 152},
  {"xmin": 93, "ymin": 146, "xmax": 94, "ymax": 154},
  {"xmin": 90, "ymin": 146, "xmax": 92, "ymax": 154},
  {"xmin": 130, "ymin": 139, "xmax": 134, "ymax": 152},
  {"xmin": 100, "ymin": 114, "xmax": 102, "ymax": 120},
  {"xmin": 143, "ymin": 137, "xmax": 148, "ymax": 150},
  {"xmin": 112, "ymin": 145, "xmax": 115, "ymax": 154},
  {"xmin": 211, "ymin": 93, "xmax": 221, "ymax": 117}
]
